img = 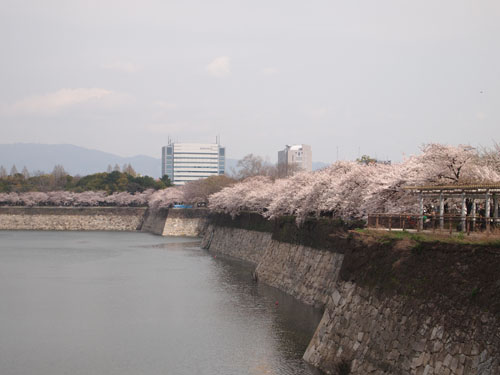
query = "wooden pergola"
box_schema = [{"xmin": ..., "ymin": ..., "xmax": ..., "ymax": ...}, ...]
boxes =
[{"xmin": 404, "ymin": 183, "xmax": 500, "ymax": 231}]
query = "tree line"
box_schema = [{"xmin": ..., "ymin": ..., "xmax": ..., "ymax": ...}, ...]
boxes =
[
  {"xmin": 2, "ymin": 143, "xmax": 498, "ymax": 214},
  {"xmin": 0, "ymin": 175, "xmax": 233, "ymax": 208},
  {"xmin": 0, "ymin": 164, "xmax": 171, "ymax": 193},
  {"xmin": 208, "ymin": 143, "xmax": 500, "ymax": 223}
]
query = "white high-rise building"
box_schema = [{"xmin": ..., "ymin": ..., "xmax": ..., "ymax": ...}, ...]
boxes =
[
  {"xmin": 161, "ymin": 142, "xmax": 225, "ymax": 185},
  {"xmin": 278, "ymin": 144, "xmax": 312, "ymax": 173}
]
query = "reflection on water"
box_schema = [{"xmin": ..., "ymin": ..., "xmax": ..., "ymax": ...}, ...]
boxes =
[{"xmin": 0, "ymin": 231, "xmax": 323, "ymax": 375}]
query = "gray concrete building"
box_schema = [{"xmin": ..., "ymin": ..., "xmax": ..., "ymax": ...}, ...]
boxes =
[
  {"xmin": 162, "ymin": 142, "xmax": 225, "ymax": 185},
  {"xmin": 278, "ymin": 144, "xmax": 312, "ymax": 173}
]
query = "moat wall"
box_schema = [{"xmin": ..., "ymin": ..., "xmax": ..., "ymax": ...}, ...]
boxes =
[
  {"xmin": 0, "ymin": 207, "xmax": 147, "ymax": 231},
  {"xmin": 0, "ymin": 206, "xmax": 208, "ymax": 235},
  {"xmin": 142, "ymin": 208, "xmax": 208, "ymax": 236},
  {"xmin": 304, "ymin": 280, "xmax": 499, "ymax": 375},
  {"xmin": 202, "ymin": 213, "xmax": 500, "ymax": 375}
]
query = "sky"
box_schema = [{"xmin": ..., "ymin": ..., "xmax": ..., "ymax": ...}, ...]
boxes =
[{"xmin": 0, "ymin": 0, "xmax": 499, "ymax": 163}]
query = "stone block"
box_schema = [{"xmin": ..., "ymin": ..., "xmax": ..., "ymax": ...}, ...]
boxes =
[
  {"xmin": 423, "ymin": 364, "xmax": 433, "ymax": 375},
  {"xmin": 443, "ymin": 354, "xmax": 453, "ymax": 368},
  {"xmin": 412, "ymin": 340, "xmax": 426, "ymax": 352},
  {"xmin": 450, "ymin": 357, "xmax": 458, "ymax": 372},
  {"xmin": 433, "ymin": 341, "xmax": 443, "ymax": 353},
  {"xmin": 434, "ymin": 361, "xmax": 443, "ymax": 373}
]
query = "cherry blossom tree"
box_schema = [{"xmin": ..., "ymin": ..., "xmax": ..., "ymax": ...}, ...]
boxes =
[
  {"xmin": 148, "ymin": 187, "xmax": 185, "ymax": 210},
  {"xmin": 209, "ymin": 176, "xmax": 277, "ymax": 217},
  {"xmin": 0, "ymin": 192, "xmax": 20, "ymax": 206},
  {"xmin": 0, "ymin": 189, "xmax": 152, "ymax": 208},
  {"xmin": 479, "ymin": 142, "xmax": 500, "ymax": 174},
  {"xmin": 416, "ymin": 143, "xmax": 477, "ymax": 183},
  {"xmin": 1, "ymin": 143, "xmax": 498, "ymax": 220},
  {"xmin": 47, "ymin": 191, "xmax": 75, "ymax": 206},
  {"xmin": 182, "ymin": 175, "xmax": 235, "ymax": 204},
  {"xmin": 208, "ymin": 143, "xmax": 500, "ymax": 223}
]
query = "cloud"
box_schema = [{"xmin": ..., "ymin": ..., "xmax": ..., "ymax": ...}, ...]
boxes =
[
  {"xmin": 150, "ymin": 101, "xmax": 179, "ymax": 122},
  {"xmin": 145, "ymin": 122, "xmax": 212, "ymax": 136},
  {"xmin": 306, "ymin": 106, "xmax": 328, "ymax": 119},
  {"xmin": 5, "ymin": 88, "xmax": 123, "ymax": 115},
  {"xmin": 476, "ymin": 112, "xmax": 486, "ymax": 120},
  {"xmin": 261, "ymin": 67, "xmax": 278, "ymax": 76},
  {"xmin": 152, "ymin": 100, "xmax": 178, "ymax": 110},
  {"xmin": 206, "ymin": 56, "xmax": 231, "ymax": 77},
  {"xmin": 145, "ymin": 123, "xmax": 189, "ymax": 135},
  {"xmin": 102, "ymin": 61, "xmax": 141, "ymax": 73}
]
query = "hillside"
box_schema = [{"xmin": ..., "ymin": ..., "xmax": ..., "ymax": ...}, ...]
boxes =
[{"xmin": 0, "ymin": 144, "xmax": 162, "ymax": 177}]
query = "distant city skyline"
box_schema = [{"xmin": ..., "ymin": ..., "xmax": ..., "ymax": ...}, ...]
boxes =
[{"xmin": 1, "ymin": 1, "xmax": 499, "ymax": 163}]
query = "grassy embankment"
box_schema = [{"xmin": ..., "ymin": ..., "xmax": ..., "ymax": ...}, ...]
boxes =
[
  {"xmin": 355, "ymin": 228, "xmax": 500, "ymax": 248},
  {"xmin": 343, "ymin": 229, "xmax": 500, "ymax": 316}
]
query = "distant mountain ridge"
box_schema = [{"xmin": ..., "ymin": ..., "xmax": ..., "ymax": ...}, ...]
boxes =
[
  {"xmin": 0, "ymin": 143, "xmax": 330, "ymax": 178},
  {"xmin": 0, "ymin": 144, "xmax": 162, "ymax": 177}
]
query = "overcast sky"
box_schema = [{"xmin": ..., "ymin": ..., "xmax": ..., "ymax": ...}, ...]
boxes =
[{"xmin": 1, "ymin": 0, "xmax": 499, "ymax": 163}]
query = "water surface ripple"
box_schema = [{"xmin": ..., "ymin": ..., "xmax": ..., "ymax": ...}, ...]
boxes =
[{"xmin": 0, "ymin": 231, "xmax": 323, "ymax": 375}]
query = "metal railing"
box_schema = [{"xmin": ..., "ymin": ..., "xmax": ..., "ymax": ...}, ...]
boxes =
[{"xmin": 367, "ymin": 213, "xmax": 500, "ymax": 234}]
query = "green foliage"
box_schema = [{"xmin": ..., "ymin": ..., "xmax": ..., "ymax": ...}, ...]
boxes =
[
  {"xmin": 377, "ymin": 231, "xmax": 426, "ymax": 243},
  {"xmin": 0, "ymin": 180, "xmax": 11, "ymax": 192},
  {"xmin": 160, "ymin": 174, "xmax": 173, "ymax": 187},
  {"xmin": 356, "ymin": 154, "xmax": 377, "ymax": 164},
  {"xmin": 365, "ymin": 229, "xmax": 500, "ymax": 248},
  {"xmin": 411, "ymin": 242, "xmax": 425, "ymax": 255},
  {"xmin": 470, "ymin": 287, "xmax": 479, "ymax": 299},
  {"xmin": 346, "ymin": 219, "xmax": 367, "ymax": 230},
  {"xmin": 0, "ymin": 171, "xmax": 165, "ymax": 193},
  {"xmin": 485, "ymin": 239, "xmax": 500, "ymax": 247},
  {"xmin": 75, "ymin": 171, "xmax": 165, "ymax": 193}
]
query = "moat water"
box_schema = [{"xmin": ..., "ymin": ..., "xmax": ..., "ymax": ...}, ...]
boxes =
[{"xmin": 0, "ymin": 231, "xmax": 323, "ymax": 375}]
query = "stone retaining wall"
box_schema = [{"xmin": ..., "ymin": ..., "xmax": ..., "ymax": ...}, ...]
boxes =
[
  {"xmin": 202, "ymin": 224, "xmax": 344, "ymax": 308},
  {"xmin": 141, "ymin": 208, "xmax": 169, "ymax": 234},
  {"xmin": 202, "ymin": 222, "xmax": 500, "ymax": 375},
  {"xmin": 304, "ymin": 281, "xmax": 499, "ymax": 375},
  {"xmin": 255, "ymin": 241, "xmax": 344, "ymax": 309},
  {"xmin": 201, "ymin": 224, "xmax": 272, "ymax": 264},
  {"xmin": 143, "ymin": 208, "xmax": 209, "ymax": 237},
  {"xmin": 0, "ymin": 207, "xmax": 208, "ymax": 236},
  {"xmin": 163, "ymin": 217, "xmax": 206, "ymax": 236},
  {"xmin": 0, "ymin": 207, "xmax": 146, "ymax": 231}
]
